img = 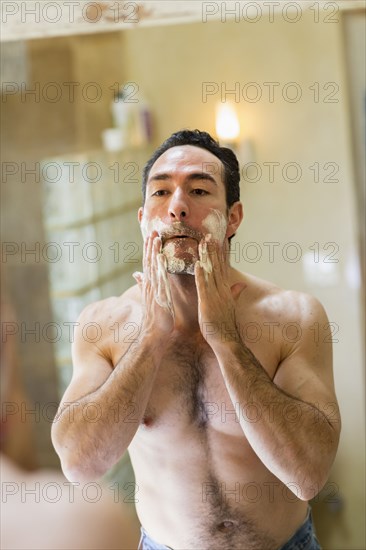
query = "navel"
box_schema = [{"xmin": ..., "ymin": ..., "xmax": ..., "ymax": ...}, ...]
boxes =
[{"xmin": 217, "ymin": 520, "xmax": 238, "ymax": 533}]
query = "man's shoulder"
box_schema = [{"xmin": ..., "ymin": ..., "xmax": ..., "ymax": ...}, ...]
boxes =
[
  {"xmin": 77, "ymin": 284, "xmax": 141, "ymax": 326},
  {"xmin": 235, "ymin": 270, "xmax": 326, "ymax": 323}
]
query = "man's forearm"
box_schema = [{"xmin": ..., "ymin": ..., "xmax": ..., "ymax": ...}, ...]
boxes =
[
  {"xmin": 213, "ymin": 341, "xmax": 338, "ymax": 500},
  {"xmin": 52, "ymin": 332, "xmax": 162, "ymax": 482}
]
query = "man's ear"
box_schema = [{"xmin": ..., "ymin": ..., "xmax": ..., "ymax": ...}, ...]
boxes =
[
  {"xmin": 226, "ymin": 202, "xmax": 243, "ymax": 239},
  {"xmin": 138, "ymin": 207, "xmax": 143, "ymax": 224}
]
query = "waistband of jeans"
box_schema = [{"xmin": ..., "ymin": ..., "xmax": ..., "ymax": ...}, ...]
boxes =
[
  {"xmin": 140, "ymin": 507, "xmax": 314, "ymax": 550},
  {"xmin": 278, "ymin": 506, "xmax": 314, "ymax": 550},
  {"xmin": 139, "ymin": 527, "xmax": 172, "ymax": 550}
]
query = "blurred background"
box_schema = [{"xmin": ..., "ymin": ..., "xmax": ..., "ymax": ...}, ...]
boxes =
[{"xmin": 1, "ymin": 1, "xmax": 365, "ymax": 549}]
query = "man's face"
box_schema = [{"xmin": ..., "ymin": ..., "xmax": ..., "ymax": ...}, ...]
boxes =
[{"xmin": 138, "ymin": 145, "xmax": 237, "ymax": 275}]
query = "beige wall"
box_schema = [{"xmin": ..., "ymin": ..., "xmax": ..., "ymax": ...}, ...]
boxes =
[{"xmin": 121, "ymin": 12, "xmax": 365, "ymax": 549}]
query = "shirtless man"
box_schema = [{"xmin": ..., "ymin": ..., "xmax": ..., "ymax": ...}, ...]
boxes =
[{"xmin": 52, "ymin": 130, "xmax": 341, "ymax": 550}]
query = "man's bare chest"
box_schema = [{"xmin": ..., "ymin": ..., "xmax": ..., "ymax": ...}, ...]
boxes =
[{"xmin": 131, "ymin": 334, "xmax": 279, "ymax": 434}]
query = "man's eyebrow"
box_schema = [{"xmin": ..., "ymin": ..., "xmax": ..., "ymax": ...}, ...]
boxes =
[
  {"xmin": 148, "ymin": 173, "xmax": 170, "ymax": 183},
  {"xmin": 187, "ymin": 172, "xmax": 218, "ymax": 185},
  {"xmin": 148, "ymin": 172, "xmax": 218, "ymax": 185}
]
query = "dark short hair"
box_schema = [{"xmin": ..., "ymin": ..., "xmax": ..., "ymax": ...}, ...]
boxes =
[{"xmin": 142, "ymin": 129, "xmax": 240, "ymax": 208}]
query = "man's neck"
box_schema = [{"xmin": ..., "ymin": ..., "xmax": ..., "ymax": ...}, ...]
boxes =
[
  {"xmin": 167, "ymin": 264, "xmax": 237, "ymax": 334},
  {"xmin": 167, "ymin": 272, "xmax": 200, "ymax": 332}
]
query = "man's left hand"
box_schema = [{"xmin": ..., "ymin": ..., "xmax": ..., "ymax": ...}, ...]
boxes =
[{"xmin": 194, "ymin": 236, "xmax": 245, "ymax": 349}]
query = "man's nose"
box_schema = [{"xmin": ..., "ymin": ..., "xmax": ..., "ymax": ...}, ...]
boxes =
[{"xmin": 168, "ymin": 191, "xmax": 189, "ymax": 220}]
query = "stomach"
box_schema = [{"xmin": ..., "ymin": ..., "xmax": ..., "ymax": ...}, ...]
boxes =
[{"xmin": 128, "ymin": 422, "xmax": 308, "ymax": 550}]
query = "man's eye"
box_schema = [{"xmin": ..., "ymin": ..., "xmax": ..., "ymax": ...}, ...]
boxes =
[
  {"xmin": 192, "ymin": 189, "xmax": 208, "ymax": 195},
  {"xmin": 152, "ymin": 190, "xmax": 167, "ymax": 197}
]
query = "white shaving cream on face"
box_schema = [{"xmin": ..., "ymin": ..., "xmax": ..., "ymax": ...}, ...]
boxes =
[
  {"xmin": 162, "ymin": 242, "xmax": 187, "ymax": 274},
  {"xmin": 198, "ymin": 210, "xmax": 228, "ymax": 280},
  {"xmin": 139, "ymin": 208, "xmax": 228, "ymax": 287},
  {"xmin": 140, "ymin": 215, "xmax": 200, "ymax": 275},
  {"xmin": 140, "ymin": 216, "xmax": 167, "ymax": 240},
  {"xmin": 201, "ymin": 209, "xmax": 228, "ymax": 244}
]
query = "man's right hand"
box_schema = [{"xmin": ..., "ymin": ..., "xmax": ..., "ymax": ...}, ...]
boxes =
[{"xmin": 133, "ymin": 231, "xmax": 175, "ymax": 338}]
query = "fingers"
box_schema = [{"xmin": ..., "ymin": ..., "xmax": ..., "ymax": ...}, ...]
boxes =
[
  {"xmin": 132, "ymin": 271, "xmax": 143, "ymax": 287},
  {"xmin": 194, "ymin": 260, "xmax": 207, "ymax": 300},
  {"xmin": 141, "ymin": 232, "xmax": 174, "ymax": 316},
  {"xmin": 157, "ymin": 252, "xmax": 174, "ymax": 318},
  {"xmin": 198, "ymin": 239, "xmax": 212, "ymax": 280},
  {"xmin": 195, "ymin": 235, "xmax": 221, "ymax": 300},
  {"xmin": 137, "ymin": 231, "xmax": 160, "ymax": 299},
  {"xmin": 143, "ymin": 230, "xmax": 159, "ymax": 280},
  {"xmin": 207, "ymin": 237, "xmax": 220, "ymax": 276},
  {"xmin": 149, "ymin": 236, "xmax": 160, "ymax": 294},
  {"xmin": 201, "ymin": 235, "xmax": 225, "ymax": 290}
]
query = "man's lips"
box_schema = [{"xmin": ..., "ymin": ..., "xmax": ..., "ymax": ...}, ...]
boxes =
[
  {"xmin": 158, "ymin": 223, "xmax": 204, "ymax": 244},
  {"xmin": 162, "ymin": 235, "xmax": 198, "ymax": 244}
]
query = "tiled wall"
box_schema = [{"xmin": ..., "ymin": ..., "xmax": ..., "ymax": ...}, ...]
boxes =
[{"xmin": 42, "ymin": 147, "xmax": 148, "ymax": 394}]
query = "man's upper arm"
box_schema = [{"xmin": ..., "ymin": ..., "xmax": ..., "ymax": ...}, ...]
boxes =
[
  {"xmin": 58, "ymin": 303, "xmax": 114, "ymax": 408},
  {"xmin": 272, "ymin": 292, "xmax": 341, "ymax": 432}
]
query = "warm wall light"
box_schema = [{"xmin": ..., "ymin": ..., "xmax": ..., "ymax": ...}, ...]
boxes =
[
  {"xmin": 215, "ymin": 102, "xmax": 240, "ymax": 145},
  {"xmin": 215, "ymin": 102, "xmax": 255, "ymax": 164}
]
